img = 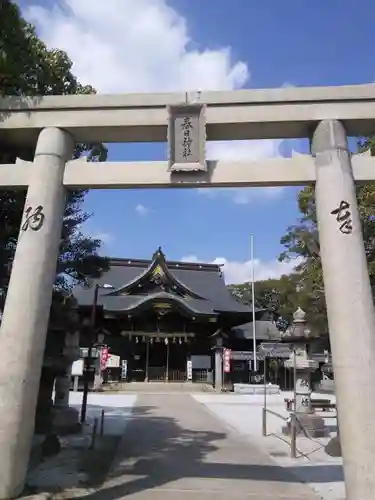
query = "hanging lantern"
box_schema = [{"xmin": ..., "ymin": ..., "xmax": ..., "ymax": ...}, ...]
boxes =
[
  {"xmin": 173, "ymin": 337, "xmax": 176, "ymax": 344},
  {"xmin": 179, "ymin": 337, "xmax": 182, "ymax": 344},
  {"xmin": 150, "ymin": 337, "xmax": 153, "ymax": 344},
  {"xmin": 135, "ymin": 336, "xmax": 139, "ymax": 343},
  {"xmin": 164, "ymin": 337, "xmax": 169, "ymax": 345}
]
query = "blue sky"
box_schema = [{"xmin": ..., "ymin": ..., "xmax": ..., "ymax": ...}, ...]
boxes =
[{"xmin": 22, "ymin": 0, "xmax": 375, "ymax": 283}]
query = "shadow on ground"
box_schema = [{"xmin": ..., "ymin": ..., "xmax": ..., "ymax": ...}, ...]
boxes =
[
  {"xmin": 26, "ymin": 402, "xmax": 137, "ymax": 495},
  {"xmin": 77, "ymin": 405, "xmax": 154, "ymax": 489},
  {"xmin": 63, "ymin": 403, "xmax": 343, "ymax": 500}
]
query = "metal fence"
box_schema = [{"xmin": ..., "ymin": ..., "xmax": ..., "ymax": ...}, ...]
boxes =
[
  {"xmin": 261, "ymin": 406, "xmax": 339, "ymax": 459},
  {"xmin": 260, "ymin": 346, "xmax": 339, "ymax": 459}
]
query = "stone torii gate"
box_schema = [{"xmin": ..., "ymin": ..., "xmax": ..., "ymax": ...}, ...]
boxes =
[{"xmin": 1, "ymin": 85, "xmax": 375, "ymax": 499}]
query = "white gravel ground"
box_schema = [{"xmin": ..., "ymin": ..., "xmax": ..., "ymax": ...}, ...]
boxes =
[{"xmin": 192, "ymin": 391, "xmax": 345, "ymax": 500}]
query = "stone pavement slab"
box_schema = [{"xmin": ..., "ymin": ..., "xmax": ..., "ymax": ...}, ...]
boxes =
[
  {"xmin": 76, "ymin": 394, "xmax": 321, "ymax": 499},
  {"xmin": 192, "ymin": 394, "xmax": 344, "ymax": 500}
]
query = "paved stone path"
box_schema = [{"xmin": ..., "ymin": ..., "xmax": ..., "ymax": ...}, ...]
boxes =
[{"xmin": 83, "ymin": 394, "xmax": 320, "ymax": 499}]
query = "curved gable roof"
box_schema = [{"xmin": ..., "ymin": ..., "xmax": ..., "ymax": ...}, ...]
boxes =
[
  {"xmin": 73, "ymin": 248, "xmax": 262, "ymax": 320},
  {"xmin": 106, "ymin": 247, "xmax": 205, "ymax": 300},
  {"xmin": 103, "ymin": 291, "xmax": 215, "ymax": 315}
]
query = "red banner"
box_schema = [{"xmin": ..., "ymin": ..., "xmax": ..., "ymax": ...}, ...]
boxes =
[
  {"xmin": 101, "ymin": 346, "xmax": 109, "ymax": 371},
  {"xmin": 223, "ymin": 348, "xmax": 231, "ymax": 373}
]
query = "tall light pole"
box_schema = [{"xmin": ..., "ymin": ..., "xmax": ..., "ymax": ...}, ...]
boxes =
[
  {"xmin": 250, "ymin": 234, "xmax": 257, "ymax": 372},
  {"xmin": 80, "ymin": 283, "xmax": 113, "ymax": 423}
]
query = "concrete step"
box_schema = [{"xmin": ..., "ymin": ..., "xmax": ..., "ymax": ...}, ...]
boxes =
[{"xmin": 102, "ymin": 382, "xmax": 215, "ymax": 393}]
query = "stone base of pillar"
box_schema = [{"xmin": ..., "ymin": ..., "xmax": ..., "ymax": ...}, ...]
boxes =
[
  {"xmin": 34, "ymin": 367, "xmax": 55, "ymax": 435},
  {"xmin": 325, "ymin": 435, "xmax": 341, "ymax": 457},
  {"xmin": 53, "ymin": 406, "xmax": 81, "ymax": 435},
  {"xmin": 93, "ymin": 373, "xmax": 103, "ymax": 391},
  {"xmin": 282, "ymin": 413, "xmax": 326, "ymax": 438},
  {"xmin": 34, "ymin": 399, "xmax": 54, "ymax": 436},
  {"xmin": 41, "ymin": 433, "xmax": 61, "ymax": 458}
]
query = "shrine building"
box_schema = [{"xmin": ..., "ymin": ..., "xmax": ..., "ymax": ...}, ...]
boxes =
[{"xmin": 74, "ymin": 247, "xmax": 265, "ymax": 383}]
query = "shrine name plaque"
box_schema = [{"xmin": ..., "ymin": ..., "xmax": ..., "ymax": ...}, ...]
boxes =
[{"xmin": 167, "ymin": 103, "xmax": 207, "ymax": 172}]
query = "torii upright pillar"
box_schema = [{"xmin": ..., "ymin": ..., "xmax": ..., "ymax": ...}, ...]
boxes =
[
  {"xmin": 0, "ymin": 127, "xmax": 74, "ymax": 498},
  {"xmin": 312, "ymin": 120, "xmax": 375, "ymax": 500}
]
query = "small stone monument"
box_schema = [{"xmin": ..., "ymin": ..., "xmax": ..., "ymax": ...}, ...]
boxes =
[{"xmin": 281, "ymin": 307, "xmax": 326, "ymax": 438}]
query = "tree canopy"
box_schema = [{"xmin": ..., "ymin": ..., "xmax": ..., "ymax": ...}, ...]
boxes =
[
  {"xmin": 228, "ymin": 274, "xmax": 301, "ymax": 327},
  {"xmin": 229, "ymin": 140, "xmax": 375, "ymax": 333},
  {"xmin": 0, "ymin": 1, "xmax": 109, "ymax": 309},
  {"xmin": 277, "ymin": 139, "xmax": 375, "ymax": 331}
]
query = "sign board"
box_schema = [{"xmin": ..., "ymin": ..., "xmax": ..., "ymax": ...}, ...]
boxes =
[
  {"xmin": 231, "ymin": 351, "xmax": 254, "ymax": 361},
  {"xmin": 106, "ymin": 354, "xmax": 120, "ymax": 368},
  {"xmin": 223, "ymin": 348, "xmax": 231, "ymax": 373},
  {"xmin": 121, "ymin": 360, "xmax": 128, "ymax": 380},
  {"xmin": 187, "ymin": 360, "xmax": 193, "ymax": 380},
  {"xmin": 191, "ymin": 355, "xmax": 211, "ymax": 369},
  {"xmin": 80, "ymin": 347, "xmax": 99, "ymax": 358},
  {"xmin": 71, "ymin": 359, "xmax": 84, "ymax": 376},
  {"xmin": 259, "ymin": 343, "xmax": 291, "ymax": 358},
  {"xmin": 168, "ymin": 103, "xmax": 206, "ymax": 172}
]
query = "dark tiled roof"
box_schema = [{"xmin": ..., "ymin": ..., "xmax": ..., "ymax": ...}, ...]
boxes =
[
  {"xmin": 73, "ymin": 254, "xmax": 260, "ymax": 318},
  {"xmin": 232, "ymin": 320, "xmax": 282, "ymax": 341},
  {"xmin": 96, "ymin": 292, "xmax": 216, "ymax": 315}
]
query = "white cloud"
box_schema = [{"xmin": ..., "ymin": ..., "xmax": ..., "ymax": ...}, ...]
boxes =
[
  {"xmin": 181, "ymin": 254, "xmax": 301, "ymax": 285},
  {"xmin": 207, "ymin": 139, "xmax": 281, "ymax": 162},
  {"xmin": 24, "ymin": 0, "xmax": 248, "ymax": 93},
  {"xmin": 201, "ymin": 139, "xmax": 285, "ymax": 204},
  {"xmin": 135, "ymin": 203, "xmax": 149, "ymax": 216},
  {"xmin": 23, "ymin": 0, "xmax": 281, "ymax": 202}
]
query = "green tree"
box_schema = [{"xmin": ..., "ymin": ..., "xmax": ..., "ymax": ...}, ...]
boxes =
[
  {"xmin": 278, "ymin": 139, "xmax": 375, "ymax": 331},
  {"xmin": 0, "ymin": 1, "xmax": 109, "ymax": 308},
  {"xmin": 228, "ymin": 274, "xmax": 301, "ymax": 325}
]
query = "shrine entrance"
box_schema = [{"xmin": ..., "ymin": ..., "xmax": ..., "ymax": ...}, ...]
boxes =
[
  {"xmin": 1, "ymin": 85, "xmax": 375, "ymax": 499},
  {"xmin": 126, "ymin": 335, "xmax": 190, "ymax": 382}
]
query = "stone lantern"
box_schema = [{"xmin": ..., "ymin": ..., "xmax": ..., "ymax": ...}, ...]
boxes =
[
  {"xmin": 39, "ymin": 298, "xmax": 81, "ymax": 436},
  {"xmin": 281, "ymin": 307, "xmax": 326, "ymax": 437},
  {"xmin": 53, "ymin": 328, "xmax": 81, "ymax": 434}
]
